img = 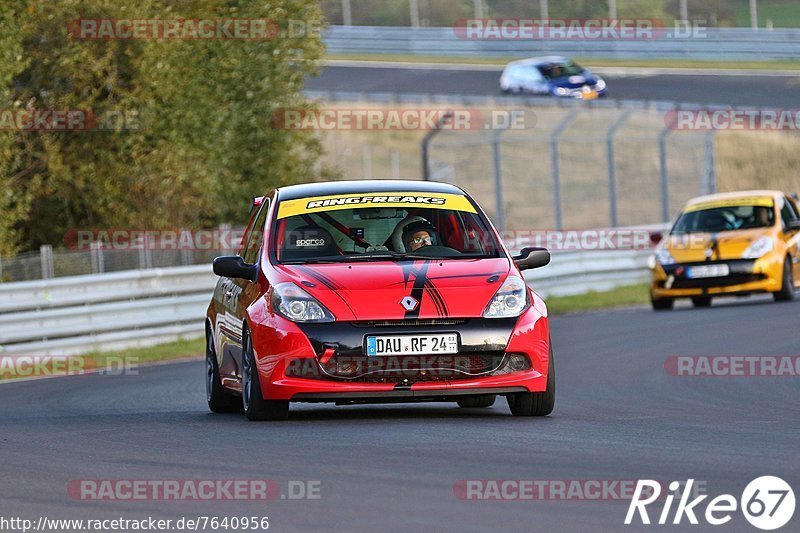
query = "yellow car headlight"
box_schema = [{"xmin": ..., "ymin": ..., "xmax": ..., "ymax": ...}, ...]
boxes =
[
  {"xmin": 654, "ymin": 247, "xmax": 676, "ymax": 265},
  {"xmin": 742, "ymin": 236, "xmax": 774, "ymax": 259}
]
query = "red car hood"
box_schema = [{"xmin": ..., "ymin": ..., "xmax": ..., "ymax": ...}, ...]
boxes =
[{"xmin": 274, "ymin": 258, "xmax": 511, "ymax": 320}]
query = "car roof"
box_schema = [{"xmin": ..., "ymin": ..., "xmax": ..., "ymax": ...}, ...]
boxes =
[
  {"xmin": 684, "ymin": 190, "xmax": 784, "ymax": 206},
  {"xmin": 506, "ymin": 56, "xmax": 571, "ymax": 68},
  {"xmin": 275, "ymin": 180, "xmax": 466, "ymax": 201}
]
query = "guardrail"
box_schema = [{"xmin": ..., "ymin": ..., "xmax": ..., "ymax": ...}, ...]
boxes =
[
  {"xmin": 325, "ymin": 26, "xmax": 800, "ymax": 61},
  {"xmin": 525, "ymin": 249, "xmax": 651, "ymax": 297},
  {"xmin": 0, "ymin": 250, "xmax": 654, "ymax": 356},
  {"xmin": 0, "ymin": 265, "xmax": 216, "ymax": 356}
]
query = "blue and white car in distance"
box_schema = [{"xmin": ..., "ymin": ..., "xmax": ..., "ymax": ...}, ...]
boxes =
[{"xmin": 500, "ymin": 56, "xmax": 608, "ymax": 99}]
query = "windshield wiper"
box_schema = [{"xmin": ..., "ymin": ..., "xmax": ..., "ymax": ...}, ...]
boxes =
[{"xmin": 331, "ymin": 253, "xmax": 442, "ymax": 262}]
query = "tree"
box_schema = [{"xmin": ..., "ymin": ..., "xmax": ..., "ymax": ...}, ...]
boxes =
[
  {"xmin": 0, "ymin": 1, "xmax": 30, "ymax": 256},
  {"xmin": 0, "ymin": 0, "xmax": 326, "ymax": 252}
]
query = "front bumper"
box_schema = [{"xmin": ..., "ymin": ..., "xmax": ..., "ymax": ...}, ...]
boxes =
[
  {"xmin": 291, "ymin": 387, "xmax": 528, "ymax": 404},
  {"xmin": 553, "ymin": 86, "xmax": 608, "ymax": 99},
  {"xmin": 249, "ymin": 306, "xmax": 550, "ymax": 402},
  {"xmin": 650, "ymin": 253, "xmax": 783, "ymax": 298}
]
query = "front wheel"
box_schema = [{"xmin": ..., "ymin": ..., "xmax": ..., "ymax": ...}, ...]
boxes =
[
  {"xmin": 774, "ymin": 257, "xmax": 795, "ymax": 302},
  {"xmin": 651, "ymin": 295, "xmax": 674, "ymax": 311},
  {"xmin": 242, "ymin": 327, "xmax": 289, "ymax": 421},
  {"xmin": 507, "ymin": 345, "xmax": 555, "ymax": 417}
]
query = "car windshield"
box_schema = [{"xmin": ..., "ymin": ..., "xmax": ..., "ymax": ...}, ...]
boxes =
[
  {"xmin": 272, "ymin": 192, "xmax": 503, "ymax": 264},
  {"xmin": 537, "ymin": 61, "xmax": 584, "ymax": 79},
  {"xmin": 672, "ymin": 204, "xmax": 775, "ymax": 234}
]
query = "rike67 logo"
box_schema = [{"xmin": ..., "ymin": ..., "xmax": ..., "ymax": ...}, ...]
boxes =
[{"xmin": 626, "ymin": 477, "xmax": 795, "ymax": 530}]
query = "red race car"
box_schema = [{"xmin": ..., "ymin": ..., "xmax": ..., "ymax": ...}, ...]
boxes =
[{"xmin": 206, "ymin": 180, "xmax": 554, "ymax": 420}]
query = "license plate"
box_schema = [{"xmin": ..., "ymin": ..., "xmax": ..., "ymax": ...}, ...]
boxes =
[
  {"xmin": 582, "ymin": 90, "xmax": 598, "ymax": 100},
  {"xmin": 687, "ymin": 264, "xmax": 730, "ymax": 278},
  {"xmin": 366, "ymin": 334, "xmax": 459, "ymax": 356}
]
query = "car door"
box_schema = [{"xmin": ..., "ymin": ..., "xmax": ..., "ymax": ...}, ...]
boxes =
[
  {"xmin": 780, "ymin": 195, "xmax": 800, "ymax": 281},
  {"xmin": 226, "ymin": 197, "xmax": 271, "ymax": 381},
  {"xmin": 215, "ymin": 199, "xmax": 268, "ymax": 385}
]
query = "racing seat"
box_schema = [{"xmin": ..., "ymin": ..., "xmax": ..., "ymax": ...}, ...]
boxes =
[{"xmin": 281, "ymin": 225, "xmax": 339, "ymax": 261}]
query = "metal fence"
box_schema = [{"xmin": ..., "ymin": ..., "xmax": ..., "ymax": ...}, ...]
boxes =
[
  {"xmin": 324, "ymin": 26, "xmax": 800, "ymax": 61},
  {"xmin": 2, "ymin": 94, "xmax": 714, "ymax": 283},
  {"xmin": 425, "ymin": 104, "xmax": 716, "ymax": 230},
  {"xmin": 312, "ymin": 91, "xmax": 716, "ymax": 231},
  {"xmin": 0, "ymin": 228, "xmax": 237, "ymax": 283}
]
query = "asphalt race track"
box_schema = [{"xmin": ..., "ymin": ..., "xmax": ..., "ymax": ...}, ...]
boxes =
[
  {"xmin": 2, "ymin": 296, "xmax": 798, "ymax": 532},
  {"xmin": 306, "ymin": 64, "xmax": 800, "ymax": 107}
]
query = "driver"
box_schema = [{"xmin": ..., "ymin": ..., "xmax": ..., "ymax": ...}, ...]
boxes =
[
  {"xmin": 401, "ymin": 219, "xmax": 438, "ymax": 252},
  {"xmin": 754, "ymin": 206, "xmax": 771, "ymax": 227}
]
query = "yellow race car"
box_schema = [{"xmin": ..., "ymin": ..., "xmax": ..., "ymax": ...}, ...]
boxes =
[{"xmin": 649, "ymin": 190, "xmax": 800, "ymax": 310}]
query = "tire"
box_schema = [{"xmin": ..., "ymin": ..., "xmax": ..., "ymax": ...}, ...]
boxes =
[
  {"xmin": 457, "ymin": 395, "xmax": 496, "ymax": 409},
  {"xmin": 651, "ymin": 295, "xmax": 674, "ymax": 311},
  {"xmin": 774, "ymin": 257, "xmax": 795, "ymax": 302},
  {"xmin": 691, "ymin": 296, "xmax": 712, "ymax": 308},
  {"xmin": 242, "ymin": 327, "xmax": 289, "ymax": 421},
  {"xmin": 507, "ymin": 345, "xmax": 555, "ymax": 417},
  {"xmin": 206, "ymin": 329, "xmax": 240, "ymax": 413}
]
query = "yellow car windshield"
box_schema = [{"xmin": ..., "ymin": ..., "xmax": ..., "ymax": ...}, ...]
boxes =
[{"xmin": 672, "ymin": 205, "xmax": 774, "ymax": 234}]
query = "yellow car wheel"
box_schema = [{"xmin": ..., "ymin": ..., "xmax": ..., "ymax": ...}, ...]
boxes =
[
  {"xmin": 651, "ymin": 294, "xmax": 674, "ymax": 311},
  {"xmin": 774, "ymin": 257, "xmax": 796, "ymax": 302}
]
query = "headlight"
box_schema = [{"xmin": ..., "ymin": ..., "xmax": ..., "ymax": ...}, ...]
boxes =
[
  {"xmin": 483, "ymin": 276, "xmax": 529, "ymax": 318},
  {"xmin": 554, "ymin": 87, "xmax": 569, "ymax": 96},
  {"xmin": 742, "ymin": 236, "xmax": 774, "ymax": 259},
  {"xmin": 655, "ymin": 247, "xmax": 676, "ymax": 266},
  {"xmin": 271, "ymin": 282, "xmax": 335, "ymax": 323},
  {"xmin": 594, "ymin": 78, "xmax": 606, "ymax": 90}
]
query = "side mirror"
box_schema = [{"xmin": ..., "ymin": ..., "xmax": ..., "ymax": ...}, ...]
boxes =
[
  {"xmin": 649, "ymin": 231, "xmax": 663, "ymax": 246},
  {"xmin": 213, "ymin": 256, "xmax": 257, "ymax": 282},
  {"xmin": 513, "ymin": 247, "xmax": 551, "ymax": 271}
]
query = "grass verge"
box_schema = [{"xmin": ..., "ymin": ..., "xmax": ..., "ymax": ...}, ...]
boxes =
[
  {"xmin": 83, "ymin": 337, "xmax": 205, "ymax": 365},
  {"xmin": 545, "ymin": 283, "xmax": 650, "ymax": 315},
  {"xmin": 325, "ymin": 53, "xmax": 800, "ymax": 71}
]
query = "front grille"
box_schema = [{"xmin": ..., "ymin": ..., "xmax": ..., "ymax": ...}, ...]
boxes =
[
  {"xmin": 660, "ymin": 260, "xmax": 763, "ymax": 289},
  {"xmin": 288, "ymin": 353, "xmax": 507, "ymax": 383},
  {"xmin": 352, "ymin": 319, "xmax": 468, "ymax": 327},
  {"xmin": 668, "ymin": 274, "xmax": 765, "ymax": 289}
]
